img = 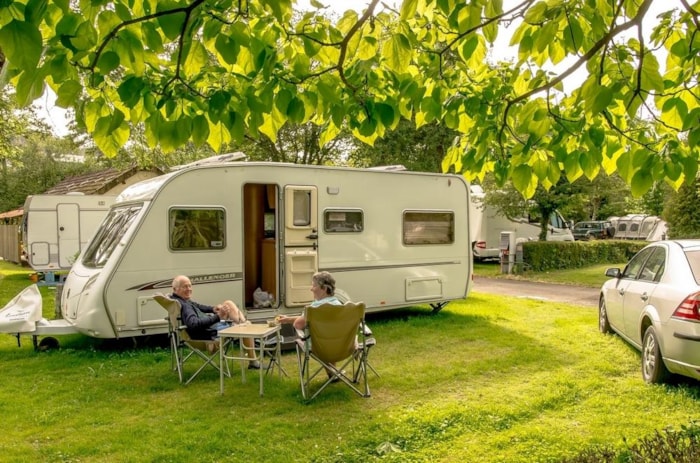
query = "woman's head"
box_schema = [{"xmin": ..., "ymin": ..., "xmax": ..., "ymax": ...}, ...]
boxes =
[{"xmin": 311, "ymin": 271, "xmax": 335, "ymax": 298}]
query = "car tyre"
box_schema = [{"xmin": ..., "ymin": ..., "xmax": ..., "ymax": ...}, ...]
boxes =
[
  {"xmin": 598, "ymin": 297, "xmax": 611, "ymax": 334},
  {"xmin": 641, "ymin": 325, "xmax": 670, "ymax": 384}
]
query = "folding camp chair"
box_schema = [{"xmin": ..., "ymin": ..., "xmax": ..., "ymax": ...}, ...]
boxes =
[
  {"xmin": 154, "ymin": 294, "xmax": 228, "ymax": 385},
  {"xmin": 295, "ymin": 301, "xmax": 373, "ymax": 401}
]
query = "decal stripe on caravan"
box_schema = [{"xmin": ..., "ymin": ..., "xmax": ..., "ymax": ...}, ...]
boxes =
[
  {"xmin": 127, "ymin": 272, "xmax": 243, "ymax": 291},
  {"xmin": 323, "ymin": 260, "xmax": 462, "ymax": 273}
]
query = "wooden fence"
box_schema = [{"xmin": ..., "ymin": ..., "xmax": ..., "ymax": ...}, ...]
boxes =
[{"xmin": 0, "ymin": 224, "xmax": 21, "ymax": 264}]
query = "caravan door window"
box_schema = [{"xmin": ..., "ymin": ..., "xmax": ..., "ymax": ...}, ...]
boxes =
[
  {"xmin": 169, "ymin": 208, "xmax": 226, "ymax": 250},
  {"xmin": 82, "ymin": 205, "xmax": 142, "ymax": 268},
  {"xmin": 324, "ymin": 209, "xmax": 363, "ymax": 233},
  {"xmin": 403, "ymin": 211, "xmax": 454, "ymax": 245}
]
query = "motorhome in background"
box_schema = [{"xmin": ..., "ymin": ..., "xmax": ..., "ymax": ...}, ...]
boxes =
[
  {"xmin": 469, "ymin": 185, "xmax": 574, "ymax": 260},
  {"xmin": 609, "ymin": 214, "xmax": 668, "ymax": 241},
  {"xmin": 48, "ymin": 159, "xmax": 472, "ymax": 341},
  {"xmin": 22, "ymin": 193, "xmax": 115, "ymax": 271}
]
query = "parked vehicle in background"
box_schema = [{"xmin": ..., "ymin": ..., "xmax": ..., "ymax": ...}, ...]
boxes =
[
  {"xmin": 598, "ymin": 240, "xmax": 700, "ymax": 384},
  {"xmin": 469, "ymin": 185, "xmax": 574, "ymax": 261},
  {"xmin": 609, "ymin": 214, "xmax": 668, "ymax": 241},
  {"xmin": 572, "ymin": 220, "xmax": 615, "ymax": 240}
]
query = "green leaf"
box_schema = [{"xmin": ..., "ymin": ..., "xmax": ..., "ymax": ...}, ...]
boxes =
[
  {"xmin": 584, "ymin": 84, "xmax": 612, "ymax": 116},
  {"xmin": 55, "ymin": 80, "xmax": 83, "ymax": 107},
  {"xmin": 375, "ymin": 103, "xmax": 395, "ymax": 127},
  {"xmin": 400, "ymin": 0, "xmax": 417, "ymax": 20},
  {"xmin": 117, "ymin": 77, "xmax": 145, "ymax": 108},
  {"xmin": 630, "ymin": 169, "xmax": 653, "ymax": 197},
  {"xmin": 215, "ymin": 34, "xmax": 240, "ymax": 65},
  {"xmin": 287, "ymin": 97, "xmax": 305, "ymax": 123},
  {"xmin": 97, "ymin": 51, "xmax": 120, "ymax": 73},
  {"xmin": 25, "ymin": 0, "xmax": 47, "ymax": 26},
  {"xmin": 183, "ymin": 41, "xmax": 208, "ymax": 77},
  {"xmin": 192, "ymin": 115, "xmax": 210, "ymax": 146},
  {"xmin": 157, "ymin": 10, "xmax": 185, "ymax": 41},
  {"xmin": 382, "ymin": 33, "xmax": 411, "ymax": 73},
  {"xmin": 14, "ymin": 68, "xmax": 45, "ymax": 106},
  {"xmin": 511, "ymin": 164, "xmax": 536, "ymax": 198},
  {"xmin": 0, "ymin": 20, "xmax": 41, "ymax": 71}
]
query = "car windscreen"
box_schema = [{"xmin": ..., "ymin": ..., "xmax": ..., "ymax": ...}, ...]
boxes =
[
  {"xmin": 685, "ymin": 249, "xmax": 700, "ymax": 285},
  {"xmin": 82, "ymin": 204, "xmax": 143, "ymax": 268}
]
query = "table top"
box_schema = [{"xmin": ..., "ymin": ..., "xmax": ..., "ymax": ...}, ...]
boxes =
[{"xmin": 219, "ymin": 323, "xmax": 280, "ymax": 338}]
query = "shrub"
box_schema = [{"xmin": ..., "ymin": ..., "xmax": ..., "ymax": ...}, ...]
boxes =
[{"xmin": 519, "ymin": 240, "xmax": 647, "ymax": 272}]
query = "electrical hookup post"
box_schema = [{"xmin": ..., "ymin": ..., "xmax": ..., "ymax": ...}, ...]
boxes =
[{"xmin": 499, "ymin": 232, "xmax": 516, "ymax": 274}]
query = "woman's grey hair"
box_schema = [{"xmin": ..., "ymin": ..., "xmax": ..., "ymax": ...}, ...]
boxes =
[{"xmin": 312, "ymin": 271, "xmax": 335, "ymax": 296}]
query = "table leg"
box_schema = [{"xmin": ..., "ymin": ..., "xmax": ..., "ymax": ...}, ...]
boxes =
[
  {"xmin": 258, "ymin": 339, "xmax": 264, "ymax": 396},
  {"xmin": 219, "ymin": 336, "xmax": 224, "ymax": 395}
]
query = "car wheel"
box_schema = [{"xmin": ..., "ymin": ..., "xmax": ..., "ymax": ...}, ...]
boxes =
[
  {"xmin": 641, "ymin": 326, "xmax": 670, "ymax": 384},
  {"xmin": 598, "ymin": 297, "xmax": 611, "ymax": 334}
]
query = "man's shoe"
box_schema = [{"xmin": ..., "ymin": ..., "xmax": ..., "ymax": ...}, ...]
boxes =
[{"xmin": 248, "ymin": 360, "xmax": 261, "ymax": 370}]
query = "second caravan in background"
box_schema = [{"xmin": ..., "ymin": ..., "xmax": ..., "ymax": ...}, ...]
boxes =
[{"xmin": 469, "ymin": 185, "xmax": 574, "ymax": 261}]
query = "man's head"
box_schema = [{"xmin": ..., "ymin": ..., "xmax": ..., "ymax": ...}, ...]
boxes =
[{"xmin": 172, "ymin": 275, "xmax": 193, "ymax": 300}]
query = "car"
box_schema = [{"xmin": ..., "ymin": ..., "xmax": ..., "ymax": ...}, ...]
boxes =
[
  {"xmin": 599, "ymin": 240, "xmax": 700, "ymax": 383},
  {"xmin": 572, "ymin": 220, "xmax": 615, "ymax": 240}
]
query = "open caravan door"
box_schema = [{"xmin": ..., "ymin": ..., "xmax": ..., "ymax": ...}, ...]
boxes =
[{"xmin": 283, "ymin": 185, "xmax": 318, "ymax": 307}]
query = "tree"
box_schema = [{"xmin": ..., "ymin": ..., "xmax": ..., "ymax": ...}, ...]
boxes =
[
  {"xmin": 664, "ymin": 180, "xmax": 700, "ymax": 238},
  {"xmin": 347, "ymin": 119, "xmax": 456, "ymax": 172},
  {"xmin": 0, "ymin": 0, "xmax": 697, "ymax": 197}
]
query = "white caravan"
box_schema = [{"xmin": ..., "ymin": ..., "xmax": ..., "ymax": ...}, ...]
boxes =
[
  {"xmin": 609, "ymin": 214, "xmax": 668, "ymax": 241},
  {"xmin": 469, "ymin": 185, "xmax": 574, "ymax": 260},
  {"xmin": 54, "ymin": 161, "xmax": 472, "ymax": 340},
  {"xmin": 22, "ymin": 193, "xmax": 115, "ymax": 271}
]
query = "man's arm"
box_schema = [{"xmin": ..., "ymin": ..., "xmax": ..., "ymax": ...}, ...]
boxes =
[{"xmin": 181, "ymin": 300, "xmax": 219, "ymax": 329}]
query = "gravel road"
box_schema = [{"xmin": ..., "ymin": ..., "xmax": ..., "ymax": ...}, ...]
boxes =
[{"xmin": 472, "ymin": 276, "xmax": 600, "ymax": 307}]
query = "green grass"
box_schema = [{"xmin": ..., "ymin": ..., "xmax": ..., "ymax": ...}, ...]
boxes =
[
  {"xmin": 474, "ymin": 261, "xmax": 625, "ymax": 288},
  {"xmin": 1, "ymin": 260, "xmax": 698, "ymax": 463}
]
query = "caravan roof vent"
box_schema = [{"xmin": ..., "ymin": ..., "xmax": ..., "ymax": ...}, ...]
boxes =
[
  {"xmin": 367, "ymin": 165, "xmax": 407, "ymax": 171},
  {"xmin": 170, "ymin": 152, "xmax": 247, "ymax": 171}
]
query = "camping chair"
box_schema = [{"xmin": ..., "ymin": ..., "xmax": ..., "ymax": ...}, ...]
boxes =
[
  {"xmin": 295, "ymin": 301, "xmax": 373, "ymax": 401},
  {"xmin": 154, "ymin": 294, "xmax": 228, "ymax": 385}
]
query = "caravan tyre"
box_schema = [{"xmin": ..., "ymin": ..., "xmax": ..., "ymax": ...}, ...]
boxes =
[{"xmin": 38, "ymin": 337, "xmax": 60, "ymax": 351}]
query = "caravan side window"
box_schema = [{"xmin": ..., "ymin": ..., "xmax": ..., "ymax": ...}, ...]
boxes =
[
  {"xmin": 324, "ymin": 209, "xmax": 363, "ymax": 233},
  {"xmin": 169, "ymin": 208, "xmax": 225, "ymax": 251},
  {"xmin": 403, "ymin": 211, "xmax": 454, "ymax": 245}
]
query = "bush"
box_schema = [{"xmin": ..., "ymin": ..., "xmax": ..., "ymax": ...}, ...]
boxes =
[{"xmin": 520, "ymin": 240, "xmax": 647, "ymax": 272}]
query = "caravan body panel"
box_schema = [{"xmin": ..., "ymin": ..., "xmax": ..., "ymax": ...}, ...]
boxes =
[
  {"xmin": 22, "ymin": 194, "xmax": 115, "ymax": 271},
  {"xmin": 61, "ymin": 162, "xmax": 472, "ymax": 339}
]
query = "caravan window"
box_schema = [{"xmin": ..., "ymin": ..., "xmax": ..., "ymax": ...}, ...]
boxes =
[
  {"xmin": 82, "ymin": 205, "xmax": 142, "ymax": 268},
  {"xmin": 169, "ymin": 208, "xmax": 225, "ymax": 250},
  {"xmin": 324, "ymin": 209, "xmax": 363, "ymax": 233},
  {"xmin": 403, "ymin": 211, "xmax": 454, "ymax": 245},
  {"xmin": 292, "ymin": 190, "xmax": 311, "ymax": 227}
]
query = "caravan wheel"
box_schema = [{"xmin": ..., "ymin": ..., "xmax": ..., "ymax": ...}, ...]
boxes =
[{"xmin": 38, "ymin": 337, "xmax": 60, "ymax": 351}]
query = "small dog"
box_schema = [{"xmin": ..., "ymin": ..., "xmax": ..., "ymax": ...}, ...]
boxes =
[{"xmin": 214, "ymin": 300, "xmax": 247, "ymax": 324}]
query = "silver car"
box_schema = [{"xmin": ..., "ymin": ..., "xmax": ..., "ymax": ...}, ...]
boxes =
[{"xmin": 599, "ymin": 240, "xmax": 700, "ymax": 383}]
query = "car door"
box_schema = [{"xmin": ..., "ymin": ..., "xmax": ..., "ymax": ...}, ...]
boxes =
[
  {"xmin": 605, "ymin": 247, "xmax": 653, "ymax": 334},
  {"xmin": 622, "ymin": 246, "xmax": 666, "ymax": 346}
]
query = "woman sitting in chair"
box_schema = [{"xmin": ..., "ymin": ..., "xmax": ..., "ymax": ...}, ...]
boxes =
[{"xmin": 277, "ymin": 271, "xmax": 341, "ymax": 330}]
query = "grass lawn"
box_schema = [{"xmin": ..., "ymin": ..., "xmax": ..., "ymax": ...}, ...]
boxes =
[
  {"xmin": 1, "ymin": 260, "xmax": 699, "ymax": 462},
  {"xmin": 474, "ymin": 261, "xmax": 625, "ymax": 288}
]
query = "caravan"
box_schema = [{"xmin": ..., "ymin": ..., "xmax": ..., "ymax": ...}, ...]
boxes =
[
  {"xmin": 22, "ymin": 193, "xmax": 115, "ymax": 271},
  {"xmin": 52, "ymin": 160, "xmax": 472, "ymax": 340},
  {"xmin": 469, "ymin": 185, "xmax": 574, "ymax": 260}
]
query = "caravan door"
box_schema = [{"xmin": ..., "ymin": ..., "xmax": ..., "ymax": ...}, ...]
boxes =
[
  {"xmin": 57, "ymin": 203, "xmax": 80, "ymax": 267},
  {"xmin": 283, "ymin": 185, "xmax": 318, "ymax": 307}
]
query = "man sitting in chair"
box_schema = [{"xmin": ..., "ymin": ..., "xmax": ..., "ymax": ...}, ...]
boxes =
[{"xmin": 171, "ymin": 275, "xmax": 260, "ymax": 369}]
